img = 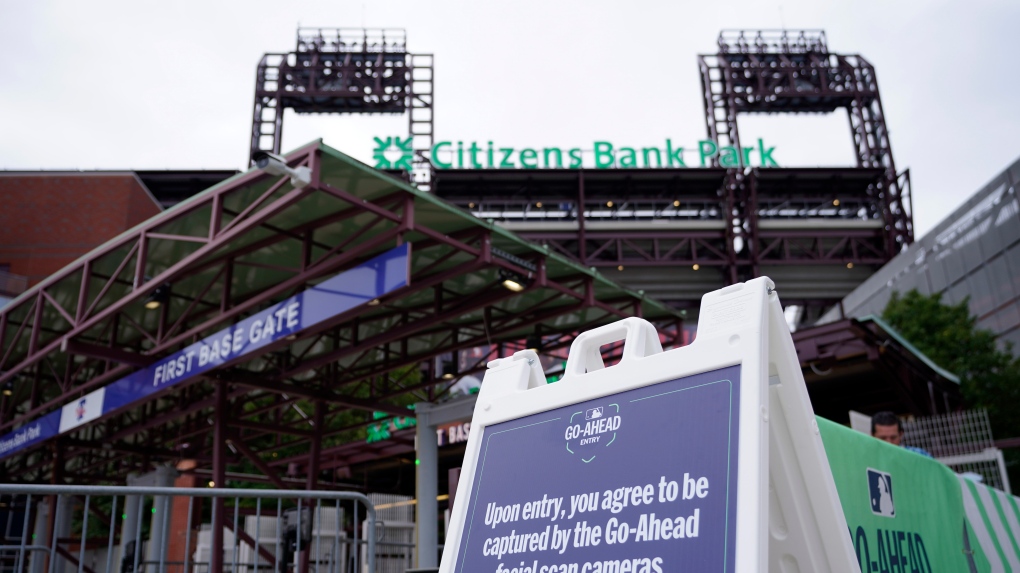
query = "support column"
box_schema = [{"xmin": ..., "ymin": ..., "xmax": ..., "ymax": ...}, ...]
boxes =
[
  {"xmin": 577, "ymin": 173, "xmax": 587, "ymax": 265},
  {"xmin": 120, "ymin": 478, "xmax": 141, "ymax": 572},
  {"xmin": 414, "ymin": 396, "xmax": 476, "ymax": 570},
  {"xmin": 53, "ymin": 496, "xmax": 73, "ymax": 573},
  {"xmin": 299, "ymin": 401, "xmax": 325, "ymax": 573},
  {"xmin": 415, "ymin": 406, "xmax": 438, "ymax": 568},
  {"xmin": 145, "ymin": 465, "xmax": 176, "ymax": 566},
  {"xmin": 212, "ymin": 382, "xmax": 228, "ymax": 573},
  {"xmin": 29, "ymin": 500, "xmax": 47, "ymax": 573},
  {"xmin": 166, "ymin": 465, "xmax": 202, "ymax": 573}
]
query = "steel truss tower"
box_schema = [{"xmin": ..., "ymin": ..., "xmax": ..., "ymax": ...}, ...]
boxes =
[
  {"xmin": 250, "ymin": 28, "xmax": 434, "ymax": 187},
  {"xmin": 699, "ymin": 30, "xmax": 913, "ymax": 255}
]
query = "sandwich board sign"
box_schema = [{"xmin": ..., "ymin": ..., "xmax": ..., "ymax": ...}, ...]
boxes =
[{"xmin": 439, "ymin": 277, "xmax": 860, "ymax": 573}]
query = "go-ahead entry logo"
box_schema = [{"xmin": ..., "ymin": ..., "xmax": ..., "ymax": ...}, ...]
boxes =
[
  {"xmin": 373, "ymin": 137, "xmax": 413, "ymax": 170},
  {"xmin": 564, "ymin": 403, "xmax": 621, "ymax": 464}
]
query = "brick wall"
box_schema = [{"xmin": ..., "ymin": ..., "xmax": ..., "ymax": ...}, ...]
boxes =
[{"xmin": 0, "ymin": 174, "xmax": 162, "ymax": 285}]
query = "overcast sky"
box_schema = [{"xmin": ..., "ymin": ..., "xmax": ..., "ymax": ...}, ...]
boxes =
[{"xmin": 1, "ymin": 0, "xmax": 1018, "ymax": 236}]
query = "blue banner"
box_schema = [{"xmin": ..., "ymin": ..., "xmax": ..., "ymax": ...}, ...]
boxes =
[
  {"xmin": 0, "ymin": 244, "xmax": 410, "ymax": 459},
  {"xmin": 0, "ymin": 411, "xmax": 59, "ymax": 458}
]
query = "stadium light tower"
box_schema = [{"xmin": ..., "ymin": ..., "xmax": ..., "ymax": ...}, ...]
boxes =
[
  {"xmin": 249, "ymin": 28, "xmax": 435, "ymax": 188},
  {"xmin": 699, "ymin": 30, "xmax": 913, "ymax": 254}
]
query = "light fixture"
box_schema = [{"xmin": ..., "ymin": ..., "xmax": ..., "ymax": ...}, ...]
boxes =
[
  {"xmin": 606, "ymin": 201, "xmax": 614, "ymax": 208},
  {"xmin": 500, "ymin": 268, "xmax": 527, "ymax": 292},
  {"xmin": 692, "ymin": 264, "xmax": 700, "ymax": 271},
  {"xmin": 833, "ymin": 199, "xmax": 841, "ymax": 206},
  {"xmin": 468, "ymin": 202, "xmax": 475, "ymax": 209},
  {"xmin": 492, "ymin": 248, "xmax": 536, "ymax": 292},
  {"xmin": 143, "ymin": 283, "xmax": 171, "ymax": 310},
  {"xmin": 442, "ymin": 373, "xmax": 455, "ymax": 380},
  {"xmin": 673, "ymin": 200, "xmax": 680, "ymax": 207},
  {"xmin": 285, "ymin": 334, "xmax": 297, "ymax": 341},
  {"xmin": 367, "ymin": 298, "xmax": 381, "ymax": 306},
  {"xmin": 2, "ymin": 384, "xmax": 12, "ymax": 397},
  {"xmin": 207, "ymin": 481, "xmax": 216, "ymax": 488},
  {"xmin": 536, "ymin": 202, "xmax": 543, "ymax": 208},
  {"xmin": 846, "ymin": 262, "xmax": 854, "ymax": 269},
  {"xmin": 617, "ymin": 265, "xmax": 625, "ymax": 271}
]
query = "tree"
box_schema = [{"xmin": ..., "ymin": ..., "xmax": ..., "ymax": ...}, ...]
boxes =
[{"xmin": 882, "ymin": 289, "xmax": 1020, "ymax": 444}]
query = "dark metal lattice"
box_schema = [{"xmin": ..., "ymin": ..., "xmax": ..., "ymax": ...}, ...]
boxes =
[
  {"xmin": 250, "ymin": 28, "xmax": 434, "ymax": 188},
  {"xmin": 698, "ymin": 30, "xmax": 913, "ymax": 255}
]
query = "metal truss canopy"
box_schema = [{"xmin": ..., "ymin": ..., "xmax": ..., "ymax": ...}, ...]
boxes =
[{"xmin": 0, "ymin": 141, "xmax": 679, "ymax": 485}]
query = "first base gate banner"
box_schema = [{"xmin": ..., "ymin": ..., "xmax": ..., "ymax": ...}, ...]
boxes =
[{"xmin": 456, "ymin": 365, "xmax": 740, "ymax": 573}]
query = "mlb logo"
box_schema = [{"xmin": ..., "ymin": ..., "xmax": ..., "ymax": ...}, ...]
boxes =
[
  {"xmin": 867, "ymin": 468, "xmax": 895, "ymax": 517},
  {"xmin": 585, "ymin": 407, "xmax": 603, "ymax": 420}
]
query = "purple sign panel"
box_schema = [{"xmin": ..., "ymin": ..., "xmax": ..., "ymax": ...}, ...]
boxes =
[
  {"xmin": 0, "ymin": 243, "xmax": 410, "ymax": 459},
  {"xmin": 454, "ymin": 364, "xmax": 740, "ymax": 573}
]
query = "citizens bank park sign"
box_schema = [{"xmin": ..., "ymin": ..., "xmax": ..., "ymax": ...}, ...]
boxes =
[{"xmin": 373, "ymin": 137, "xmax": 779, "ymax": 170}]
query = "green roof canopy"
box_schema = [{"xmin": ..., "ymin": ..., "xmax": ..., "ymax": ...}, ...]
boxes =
[{"xmin": 0, "ymin": 141, "xmax": 680, "ymax": 483}]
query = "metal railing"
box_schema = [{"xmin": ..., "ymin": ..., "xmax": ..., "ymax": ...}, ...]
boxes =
[
  {"xmin": 0, "ymin": 485, "xmax": 378, "ymax": 573},
  {"xmin": 903, "ymin": 409, "xmax": 1011, "ymax": 493}
]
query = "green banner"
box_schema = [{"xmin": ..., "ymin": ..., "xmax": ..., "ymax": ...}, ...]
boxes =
[{"xmin": 818, "ymin": 417, "xmax": 1020, "ymax": 572}]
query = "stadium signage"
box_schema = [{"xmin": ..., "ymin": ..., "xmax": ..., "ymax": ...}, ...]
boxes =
[
  {"xmin": 0, "ymin": 244, "xmax": 411, "ymax": 459},
  {"xmin": 373, "ymin": 137, "xmax": 778, "ymax": 170}
]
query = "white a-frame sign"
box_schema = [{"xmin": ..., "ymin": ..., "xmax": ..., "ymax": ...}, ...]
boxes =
[{"xmin": 440, "ymin": 277, "xmax": 860, "ymax": 573}]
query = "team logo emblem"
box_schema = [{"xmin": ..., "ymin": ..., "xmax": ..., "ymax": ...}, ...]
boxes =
[
  {"xmin": 75, "ymin": 398, "xmax": 87, "ymax": 421},
  {"xmin": 867, "ymin": 468, "xmax": 895, "ymax": 517},
  {"xmin": 585, "ymin": 407, "xmax": 603, "ymax": 420},
  {"xmin": 372, "ymin": 137, "xmax": 414, "ymax": 170}
]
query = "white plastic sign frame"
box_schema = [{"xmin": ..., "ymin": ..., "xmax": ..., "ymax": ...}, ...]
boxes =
[{"xmin": 440, "ymin": 277, "xmax": 859, "ymax": 573}]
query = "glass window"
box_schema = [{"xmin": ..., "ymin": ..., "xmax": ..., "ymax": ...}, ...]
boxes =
[
  {"xmin": 896, "ymin": 270, "xmax": 919, "ymax": 294},
  {"xmin": 947, "ymin": 280, "xmax": 970, "ymax": 306},
  {"xmin": 977, "ymin": 314, "xmax": 1000, "ymax": 335},
  {"xmin": 960, "ymin": 236, "xmax": 985, "ymax": 274},
  {"xmin": 997, "ymin": 303, "xmax": 1020, "ymax": 334},
  {"xmin": 987, "ymin": 256, "xmax": 1015, "ymax": 308},
  {"xmin": 1007, "ymin": 244, "xmax": 1020, "ymax": 298},
  {"xmin": 992, "ymin": 195, "xmax": 1020, "ymax": 246},
  {"xmin": 966, "ymin": 272, "xmax": 995, "ymax": 317},
  {"xmin": 914, "ymin": 267, "xmax": 932, "ymax": 295},
  {"xmin": 942, "ymin": 249, "xmax": 967, "ymax": 285},
  {"xmin": 926, "ymin": 258, "xmax": 948, "ymax": 292},
  {"xmin": 998, "ymin": 327, "xmax": 1020, "ymax": 354}
]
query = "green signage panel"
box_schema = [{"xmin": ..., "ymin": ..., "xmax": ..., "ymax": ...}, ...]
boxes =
[{"xmin": 372, "ymin": 137, "xmax": 779, "ymax": 170}]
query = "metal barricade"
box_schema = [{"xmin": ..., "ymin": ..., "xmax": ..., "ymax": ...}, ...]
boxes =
[{"xmin": 0, "ymin": 484, "xmax": 376, "ymax": 573}]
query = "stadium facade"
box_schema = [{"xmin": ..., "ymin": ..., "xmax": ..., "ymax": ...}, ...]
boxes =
[
  {"xmin": 821, "ymin": 155, "xmax": 1020, "ymax": 352},
  {"xmin": 0, "ymin": 26, "xmax": 1006, "ymax": 572}
]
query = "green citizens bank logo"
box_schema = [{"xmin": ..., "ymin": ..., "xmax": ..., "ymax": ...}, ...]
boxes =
[
  {"xmin": 372, "ymin": 138, "xmax": 778, "ymax": 169},
  {"xmin": 373, "ymin": 137, "xmax": 414, "ymax": 169}
]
